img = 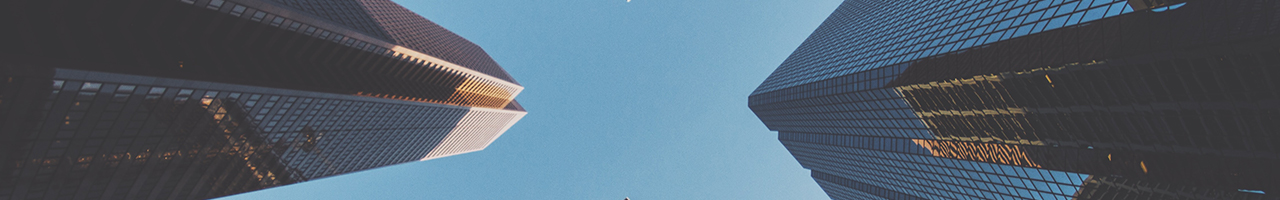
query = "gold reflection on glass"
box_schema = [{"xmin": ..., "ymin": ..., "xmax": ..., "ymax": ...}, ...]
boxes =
[
  {"xmin": 895, "ymin": 61, "xmax": 1109, "ymax": 147},
  {"xmin": 355, "ymin": 91, "xmax": 446, "ymax": 105},
  {"xmin": 912, "ymin": 139, "xmax": 1042, "ymax": 168},
  {"xmin": 912, "ymin": 107, "xmax": 1027, "ymax": 117},
  {"xmin": 895, "ymin": 74, "xmax": 1003, "ymax": 92},
  {"xmin": 354, "ymin": 76, "xmax": 515, "ymax": 109},
  {"xmin": 201, "ymin": 99, "xmax": 233, "ymax": 132},
  {"xmin": 932, "ymin": 136, "xmax": 1045, "ymax": 146},
  {"xmin": 298, "ymin": 127, "xmax": 322, "ymax": 153},
  {"xmin": 447, "ymin": 78, "xmax": 514, "ymax": 108}
]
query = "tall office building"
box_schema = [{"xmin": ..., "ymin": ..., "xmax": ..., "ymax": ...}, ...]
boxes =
[
  {"xmin": 750, "ymin": 0, "xmax": 1278, "ymax": 199},
  {"xmin": 0, "ymin": 0, "xmax": 525, "ymax": 199}
]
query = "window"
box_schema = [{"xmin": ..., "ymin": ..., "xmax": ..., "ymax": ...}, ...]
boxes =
[
  {"xmin": 80, "ymin": 82, "xmax": 102, "ymax": 91},
  {"xmin": 230, "ymin": 5, "xmax": 247, "ymax": 17},
  {"xmin": 1150, "ymin": 2, "xmax": 1187, "ymax": 12},
  {"xmin": 117, "ymin": 85, "xmax": 136, "ymax": 93},
  {"xmin": 205, "ymin": 0, "xmax": 224, "ymax": 10},
  {"xmin": 251, "ymin": 12, "xmax": 266, "ymax": 22},
  {"xmin": 149, "ymin": 87, "xmax": 166, "ymax": 95},
  {"xmin": 270, "ymin": 17, "xmax": 285, "ymax": 27},
  {"xmin": 287, "ymin": 22, "xmax": 302, "ymax": 31}
]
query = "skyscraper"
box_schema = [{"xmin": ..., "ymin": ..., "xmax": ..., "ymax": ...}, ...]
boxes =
[
  {"xmin": 0, "ymin": 0, "xmax": 525, "ymax": 199},
  {"xmin": 750, "ymin": 0, "xmax": 1278, "ymax": 199}
]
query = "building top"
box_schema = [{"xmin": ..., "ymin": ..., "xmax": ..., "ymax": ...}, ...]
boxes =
[
  {"xmin": 266, "ymin": 0, "xmax": 518, "ymax": 84},
  {"xmin": 167, "ymin": 0, "xmax": 526, "ymax": 110},
  {"xmin": 752, "ymin": 0, "xmax": 1139, "ymax": 95}
]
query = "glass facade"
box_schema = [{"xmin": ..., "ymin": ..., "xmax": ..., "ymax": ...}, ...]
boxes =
[
  {"xmin": 0, "ymin": 0, "xmax": 525, "ymax": 199},
  {"xmin": 267, "ymin": 0, "xmax": 518, "ymax": 83},
  {"xmin": 751, "ymin": 0, "xmax": 1279, "ymax": 199}
]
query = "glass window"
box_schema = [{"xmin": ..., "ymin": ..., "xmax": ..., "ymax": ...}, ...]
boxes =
[
  {"xmin": 1105, "ymin": 2, "xmax": 1127, "ymax": 17},
  {"xmin": 117, "ymin": 85, "xmax": 135, "ymax": 93},
  {"xmin": 206, "ymin": 0, "xmax": 224, "ymax": 10},
  {"xmin": 80, "ymin": 82, "xmax": 101, "ymax": 91},
  {"xmin": 251, "ymin": 12, "xmax": 266, "ymax": 22},
  {"xmin": 148, "ymin": 87, "xmax": 166, "ymax": 95},
  {"xmin": 230, "ymin": 5, "xmax": 247, "ymax": 17},
  {"xmin": 270, "ymin": 17, "xmax": 285, "ymax": 27},
  {"xmin": 1078, "ymin": 7, "xmax": 1106, "ymax": 24}
]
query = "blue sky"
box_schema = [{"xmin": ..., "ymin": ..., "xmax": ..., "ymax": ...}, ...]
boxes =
[{"xmin": 220, "ymin": 0, "xmax": 843, "ymax": 199}]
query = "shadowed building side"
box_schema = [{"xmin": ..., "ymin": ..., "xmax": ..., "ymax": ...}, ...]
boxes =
[
  {"xmin": 3, "ymin": 0, "xmax": 522, "ymax": 110},
  {"xmin": 267, "ymin": 0, "xmax": 518, "ymax": 83},
  {"xmin": 751, "ymin": 0, "xmax": 1279, "ymax": 199},
  {"xmin": 0, "ymin": 0, "xmax": 527, "ymax": 199}
]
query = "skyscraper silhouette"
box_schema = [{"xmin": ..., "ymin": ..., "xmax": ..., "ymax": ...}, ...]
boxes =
[
  {"xmin": 751, "ymin": 0, "xmax": 1278, "ymax": 199},
  {"xmin": 0, "ymin": 0, "xmax": 525, "ymax": 199}
]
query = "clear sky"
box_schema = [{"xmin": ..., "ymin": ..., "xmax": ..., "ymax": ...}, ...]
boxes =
[{"xmin": 219, "ymin": 0, "xmax": 843, "ymax": 199}]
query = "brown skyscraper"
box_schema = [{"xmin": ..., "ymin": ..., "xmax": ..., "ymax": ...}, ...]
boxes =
[{"xmin": 0, "ymin": 0, "xmax": 525, "ymax": 199}]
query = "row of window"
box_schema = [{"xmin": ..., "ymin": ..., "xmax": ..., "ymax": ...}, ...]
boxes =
[
  {"xmin": 179, "ymin": 0, "xmax": 520, "ymax": 107},
  {"xmin": 814, "ymin": 171, "xmax": 925, "ymax": 200},
  {"xmin": 2, "ymin": 75, "xmax": 522, "ymax": 199},
  {"xmin": 758, "ymin": 0, "xmax": 1138, "ymax": 93},
  {"xmin": 751, "ymin": 63, "xmax": 908, "ymax": 106},
  {"xmin": 787, "ymin": 141, "xmax": 1086, "ymax": 200},
  {"xmin": 1074, "ymin": 176, "xmax": 1266, "ymax": 200}
]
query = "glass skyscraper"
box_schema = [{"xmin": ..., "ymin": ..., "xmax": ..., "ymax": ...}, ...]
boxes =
[
  {"xmin": 0, "ymin": 0, "xmax": 524, "ymax": 199},
  {"xmin": 751, "ymin": 0, "xmax": 1278, "ymax": 199}
]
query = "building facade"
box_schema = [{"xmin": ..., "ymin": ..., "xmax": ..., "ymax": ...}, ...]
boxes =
[
  {"xmin": 750, "ymin": 0, "xmax": 1278, "ymax": 199},
  {"xmin": 0, "ymin": 0, "xmax": 525, "ymax": 199}
]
